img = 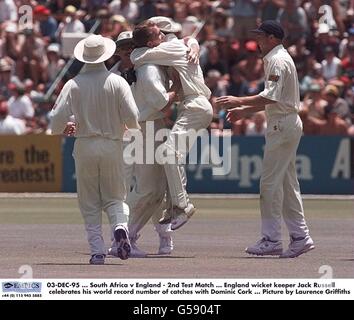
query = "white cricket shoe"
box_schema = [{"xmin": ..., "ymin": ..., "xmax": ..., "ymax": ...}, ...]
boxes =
[
  {"xmin": 108, "ymin": 236, "xmax": 147, "ymax": 258},
  {"xmin": 245, "ymin": 238, "xmax": 283, "ymax": 256},
  {"xmin": 171, "ymin": 203, "xmax": 196, "ymax": 231},
  {"xmin": 89, "ymin": 254, "xmax": 105, "ymax": 265},
  {"xmin": 279, "ymin": 236, "xmax": 315, "ymax": 258},
  {"xmin": 158, "ymin": 235, "xmax": 173, "ymax": 255},
  {"xmin": 114, "ymin": 225, "xmax": 131, "ymax": 260},
  {"xmin": 155, "ymin": 224, "xmax": 173, "ymax": 255}
]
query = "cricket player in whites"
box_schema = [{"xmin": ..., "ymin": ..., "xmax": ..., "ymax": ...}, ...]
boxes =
[
  {"xmin": 108, "ymin": 29, "xmax": 178, "ymax": 257},
  {"xmin": 216, "ymin": 21, "xmax": 315, "ymax": 258},
  {"xmin": 131, "ymin": 21, "xmax": 213, "ymax": 231},
  {"xmin": 109, "ymin": 19, "xmax": 201, "ymax": 256},
  {"xmin": 109, "ymin": 30, "xmax": 138, "ymax": 191},
  {"xmin": 50, "ymin": 34, "xmax": 140, "ymax": 264}
]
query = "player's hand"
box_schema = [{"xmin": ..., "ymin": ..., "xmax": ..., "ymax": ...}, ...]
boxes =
[
  {"xmin": 187, "ymin": 45, "xmax": 200, "ymax": 64},
  {"xmin": 226, "ymin": 107, "xmax": 246, "ymax": 123},
  {"xmin": 215, "ymin": 96, "xmax": 242, "ymax": 109},
  {"xmin": 63, "ymin": 121, "xmax": 76, "ymax": 136}
]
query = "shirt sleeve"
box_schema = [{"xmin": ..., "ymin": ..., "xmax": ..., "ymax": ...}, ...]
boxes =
[
  {"xmin": 49, "ymin": 80, "xmax": 74, "ymax": 134},
  {"xmin": 141, "ymin": 65, "xmax": 169, "ymax": 111},
  {"xmin": 118, "ymin": 78, "xmax": 140, "ymax": 129},
  {"xmin": 258, "ymin": 61, "xmax": 285, "ymax": 102},
  {"xmin": 131, "ymin": 39, "xmax": 187, "ymax": 68}
]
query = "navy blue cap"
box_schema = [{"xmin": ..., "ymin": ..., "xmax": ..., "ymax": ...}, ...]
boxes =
[{"xmin": 251, "ymin": 20, "xmax": 285, "ymax": 40}]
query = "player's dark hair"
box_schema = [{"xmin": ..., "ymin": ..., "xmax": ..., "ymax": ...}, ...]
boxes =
[{"xmin": 133, "ymin": 21, "xmax": 157, "ymax": 48}]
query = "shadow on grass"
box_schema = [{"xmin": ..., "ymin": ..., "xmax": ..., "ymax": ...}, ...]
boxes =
[
  {"xmin": 144, "ymin": 255, "xmax": 195, "ymax": 259},
  {"xmin": 223, "ymin": 256, "xmax": 281, "ymax": 259},
  {"xmin": 74, "ymin": 252, "xmax": 194, "ymax": 259},
  {"xmin": 35, "ymin": 263, "xmax": 123, "ymax": 266},
  {"xmin": 339, "ymin": 258, "xmax": 354, "ymax": 262}
]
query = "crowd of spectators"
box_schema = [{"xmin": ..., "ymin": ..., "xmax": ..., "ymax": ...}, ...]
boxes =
[{"xmin": 0, "ymin": 0, "xmax": 353, "ymax": 136}]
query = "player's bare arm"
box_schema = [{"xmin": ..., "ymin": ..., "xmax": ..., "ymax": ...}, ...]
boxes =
[{"xmin": 216, "ymin": 95, "xmax": 274, "ymax": 122}]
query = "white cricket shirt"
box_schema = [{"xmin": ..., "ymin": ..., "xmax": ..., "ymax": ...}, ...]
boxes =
[
  {"xmin": 111, "ymin": 61, "xmax": 168, "ymax": 122},
  {"xmin": 133, "ymin": 64, "xmax": 169, "ymax": 122},
  {"xmin": 131, "ymin": 38, "xmax": 211, "ymax": 102},
  {"xmin": 259, "ymin": 44, "xmax": 301, "ymax": 119},
  {"xmin": 50, "ymin": 63, "xmax": 139, "ymax": 139}
]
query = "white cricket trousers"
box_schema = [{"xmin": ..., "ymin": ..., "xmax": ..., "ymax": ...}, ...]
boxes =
[
  {"xmin": 123, "ymin": 130, "xmax": 136, "ymax": 192},
  {"xmin": 127, "ymin": 119, "xmax": 169, "ymax": 239},
  {"xmin": 156, "ymin": 95, "xmax": 213, "ymax": 209},
  {"xmin": 73, "ymin": 137, "xmax": 129, "ymax": 255},
  {"xmin": 260, "ymin": 113, "xmax": 310, "ymax": 242}
]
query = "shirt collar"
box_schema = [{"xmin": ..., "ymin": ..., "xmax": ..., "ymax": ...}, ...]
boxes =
[
  {"xmin": 80, "ymin": 62, "xmax": 107, "ymax": 74},
  {"xmin": 263, "ymin": 44, "xmax": 284, "ymax": 63}
]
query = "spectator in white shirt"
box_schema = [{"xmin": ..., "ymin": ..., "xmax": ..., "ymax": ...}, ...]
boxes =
[
  {"xmin": 0, "ymin": 0, "xmax": 17, "ymax": 23},
  {"xmin": 45, "ymin": 43, "xmax": 65, "ymax": 83},
  {"xmin": 0, "ymin": 101, "xmax": 26, "ymax": 135},
  {"xmin": 7, "ymin": 83, "xmax": 34, "ymax": 120},
  {"xmin": 57, "ymin": 5, "xmax": 85, "ymax": 39},
  {"xmin": 321, "ymin": 46, "xmax": 342, "ymax": 81}
]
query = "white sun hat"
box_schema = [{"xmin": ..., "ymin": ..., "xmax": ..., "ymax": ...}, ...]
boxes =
[
  {"xmin": 47, "ymin": 43, "xmax": 60, "ymax": 54},
  {"xmin": 115, "ymin": 31, "xmax": 133, "ymax": 47},
  {"xmin": 148, "ymin": 16, "xmax": 182, "ymax": 34},
  {"xmin": 74, "ymin": 34, "xmax": 116, "ymax": 64}
]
